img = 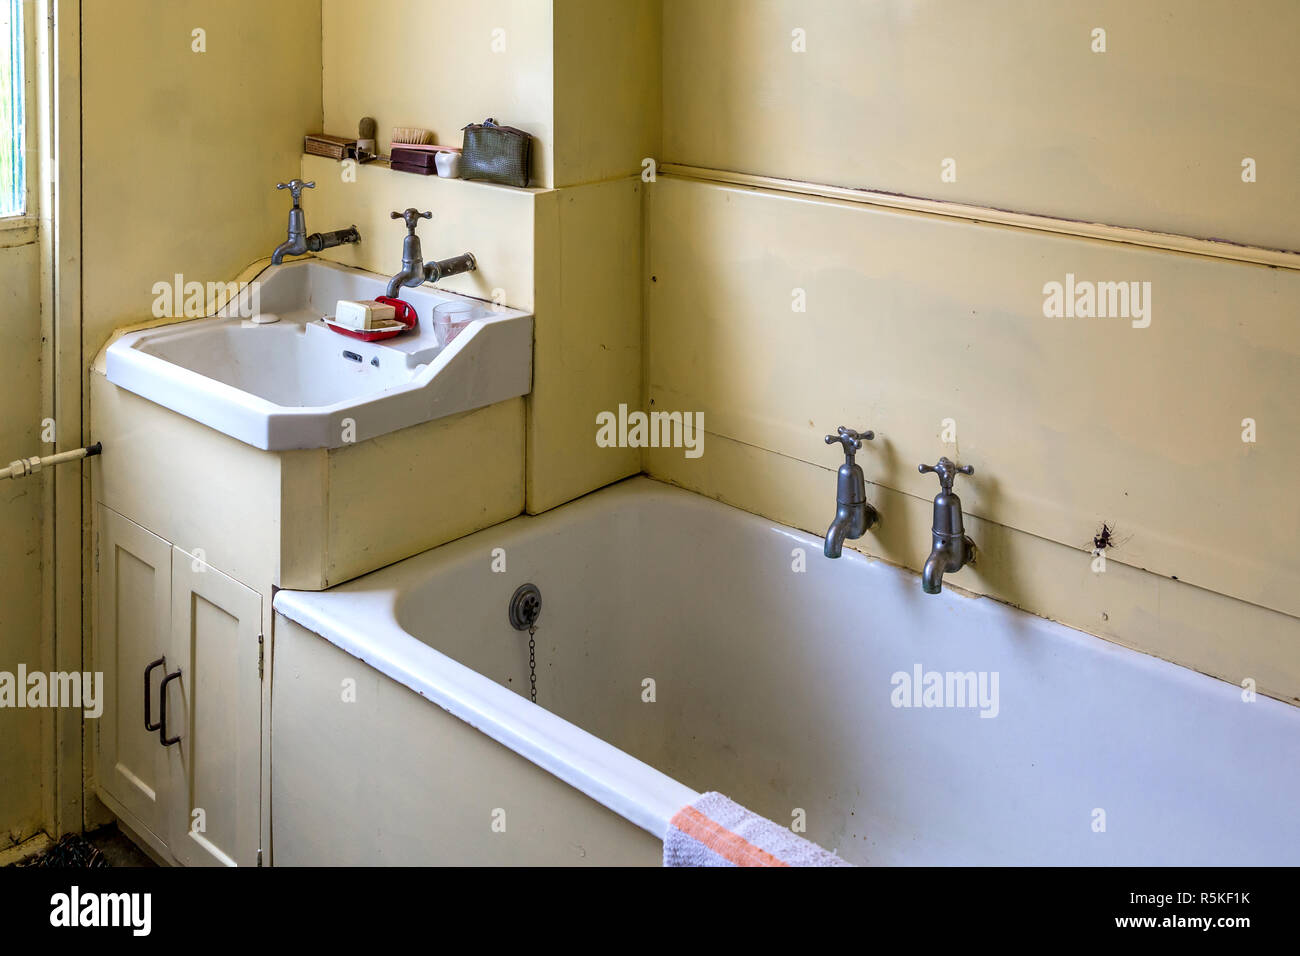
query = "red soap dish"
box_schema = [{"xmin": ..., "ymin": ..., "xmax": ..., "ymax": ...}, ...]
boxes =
[{"xmin": 324, "ymin": 296, "xmax": 418, "ymax": 342}]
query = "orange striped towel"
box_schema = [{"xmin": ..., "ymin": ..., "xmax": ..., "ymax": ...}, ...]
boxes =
[{"xmin": 664, "ymin": 792, "xmax": 852, "ymax": 867}]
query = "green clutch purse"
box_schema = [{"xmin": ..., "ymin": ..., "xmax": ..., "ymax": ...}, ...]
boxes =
[{"xmin": 460, "ymin": 118, "xmax": 532, "ymax": 188}]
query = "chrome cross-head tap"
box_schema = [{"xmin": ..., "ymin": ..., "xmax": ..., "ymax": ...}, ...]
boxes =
[
  {"xmin": 276, "ymin": 178, "xmax": 315, "ymax": 207},
  {"xmin": 823, "ymin": 426, "xmax": 879, "ymax": 558},
  {"xmin": 271, "ymin": 178, "xmax": 360, "ymax": 264},
  {"xmin": 918, "ymin": 456, "xmax": 976, "ymax": 594},
  {"xmin": 386, "ymin": 207, "xmax": 476, "ymax": 298}
]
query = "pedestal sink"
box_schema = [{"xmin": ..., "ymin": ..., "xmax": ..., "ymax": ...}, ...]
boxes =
[{"xmin": 104, "ymin": 259, "xmax": 532, "ymax": 450}]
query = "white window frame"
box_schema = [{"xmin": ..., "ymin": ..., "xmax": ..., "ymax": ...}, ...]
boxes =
[{"xmin": 0, "ymin": 0, "xmax": 35, "ymax": 239}]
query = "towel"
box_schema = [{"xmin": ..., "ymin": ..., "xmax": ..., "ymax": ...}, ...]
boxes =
[{"xmin": 663, "ymin": 792, "xmax": 853, "ymax": 867}]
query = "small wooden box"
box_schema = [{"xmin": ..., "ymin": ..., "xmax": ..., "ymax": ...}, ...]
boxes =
[{"xmin": 305, "ymin": 134, "xmax": 356, "ymax": 161}]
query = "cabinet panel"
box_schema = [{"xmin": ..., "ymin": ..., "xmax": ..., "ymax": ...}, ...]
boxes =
[
  {"xmin": 94, "ymin": 506, "xmax": 172, "ymax": 845},
  {"xmin": 166, "ymin": 551, "xmax": 263, "ymax": 867}
]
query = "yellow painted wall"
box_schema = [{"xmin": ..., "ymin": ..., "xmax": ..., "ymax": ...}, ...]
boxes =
[
  {"xmin": 303, "ymin": 153, "xmax": 538, "ymax": 308},
  {"xmin": 650, "ymin": 3, "xmax": 1300, "ymax": 703},
  {"xmin": 0, "ymin": 239, "xmax": 45, "ymax": 845},
  {"xmin": 663, "ymin": 0, "xmax": 1300, "ymax": 252},
  {"xmin": 316, "ymin": 1, "xmax": 657, "ymax": 513},
  {"xmin": 322, "ymin": 0, "xmax": 554, "ymax": 187},
  {"xmin": 321, "ymin": 0, "xmax": 660, "ymax": 189},
  {"xmin": 648, "ymin": 178, "xmax": 1300, "ymax": 621},
  {"xmin": 646, "ymin": 178, "xmax": 1300, "ymax": 702},
  {"xmin": 526, "ymin": 1, "xmax": 659, "ymax": 508},
  {"xmin": 528, "ymin": 177, "xmax": 644, "ymax": 512},
  {"xmin": 82, "ymin": 0, "xmax": 323, "ymax": 355},
  {"xmin": 552, "ymin": 0, "xmax": 660, "ymax": 187}
]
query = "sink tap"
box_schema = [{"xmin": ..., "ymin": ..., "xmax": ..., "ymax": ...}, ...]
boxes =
[
  {"xmin": 918, "ymin": 456, "xmax": 976, "ymax": 594},
  {"xmin": 271, "ymin": 179, "xmax": 361, "ymax": 264},
  {"xmin": 823, "ymin": 426, "xmax": 879, "ymax": 558},
  {"xmin": 386, "ymin": 208, "xmax": 478, "ymax": 298}
]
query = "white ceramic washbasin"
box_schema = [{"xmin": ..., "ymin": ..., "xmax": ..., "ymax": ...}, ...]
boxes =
[{"xmin": 104, "ymin": 260, "xmax": 533, "ymax": 450}]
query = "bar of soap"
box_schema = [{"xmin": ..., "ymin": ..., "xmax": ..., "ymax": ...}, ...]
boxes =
[{"xmin": 334, "ymin": 299, "xmax": 397, "ymax": 331}]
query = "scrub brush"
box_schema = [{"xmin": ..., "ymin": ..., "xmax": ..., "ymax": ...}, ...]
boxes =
[{"xmin": 391, "ymin": 126, "xmax": 433, "ymax": 145}]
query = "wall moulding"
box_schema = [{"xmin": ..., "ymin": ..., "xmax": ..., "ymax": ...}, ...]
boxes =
[{"xmin": 662, "ymin": 164, "xmax": 1300, "ymax": 273}]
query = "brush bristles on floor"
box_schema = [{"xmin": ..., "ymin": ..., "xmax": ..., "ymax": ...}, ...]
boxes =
[{"xmin": 9, "ymin": 833, "xmax": 108, "ymax": 868}]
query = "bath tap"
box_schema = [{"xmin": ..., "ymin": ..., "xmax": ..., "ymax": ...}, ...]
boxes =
[
  {"xmin": 270, "ymin": 179, "xmax": 361, "ymax": 264},
  {"xmin": 918, "ymin": 457, "xmax": 976, "ymax": 594},
  {"xmin": 386, "ymin": 208, "xmax": 478, "ymax": 298},
  {"xmin": 823, "ymin": 426, "xmax": 879, "ymax": 558}
]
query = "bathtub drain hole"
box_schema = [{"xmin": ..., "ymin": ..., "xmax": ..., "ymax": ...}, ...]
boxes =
[{"xmin": 508, "ymin": 583, "xmax": 542, "ymax": 630}]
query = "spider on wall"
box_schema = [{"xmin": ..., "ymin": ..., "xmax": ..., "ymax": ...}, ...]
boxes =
[{"xmin": 1091, "ymin": 522, "xmax": 1132, "ymax": 552}]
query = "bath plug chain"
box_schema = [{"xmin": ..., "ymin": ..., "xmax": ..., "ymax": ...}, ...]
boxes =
[
  {"xmin": 527, "ymin": 624, "xmax": 537, "ymax": 704},
  {"xmin": 508, "ymin": 583, "xmax": 543, "ymax": 704}
]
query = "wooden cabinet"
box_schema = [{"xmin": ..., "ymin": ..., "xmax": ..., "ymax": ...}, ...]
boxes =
[
  {"xmin": 89, "ymin": 372, "xmax": 528, "ymax": 866},
  {"xmin": 166, "ymin": 551, "xmax": 263, "ymax": 866},
  {"xmin": 95, "ymin": 508, "xmax": 172, "ymax": 847},
  {"xmin": 94, "ymin": 506, "xmax": 263, "ymax": 866}
]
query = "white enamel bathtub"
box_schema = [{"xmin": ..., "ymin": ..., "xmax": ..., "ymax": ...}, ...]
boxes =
[{"xmin": 271, "ymin": 477, "xmax": 1300, "ymax": 866}]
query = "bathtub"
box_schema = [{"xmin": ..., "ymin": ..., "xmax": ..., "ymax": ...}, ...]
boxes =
[{"xmin": 271, "ymin": 477, "xmax": 1300, "ymax": 865}]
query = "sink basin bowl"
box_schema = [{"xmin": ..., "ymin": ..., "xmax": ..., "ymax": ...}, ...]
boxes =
[{"xmin": 105, "ymin": 260, "xmax": 533, "ymax": 450}]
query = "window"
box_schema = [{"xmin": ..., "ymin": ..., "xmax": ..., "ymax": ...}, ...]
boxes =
[{"xmin": 0, "ymin": 0, "xmax": 23, "ymax": 217}]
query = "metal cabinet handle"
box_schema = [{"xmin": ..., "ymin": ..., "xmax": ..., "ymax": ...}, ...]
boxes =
[
  {"xmin": 158, "ymin": 668, "xmax": 183, "ymax": 747},
  {"xmin": 144, "ymin": 656, "xmax": 165, "ymax": 732}
]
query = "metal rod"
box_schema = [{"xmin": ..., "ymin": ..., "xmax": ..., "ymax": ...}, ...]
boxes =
[{"xmin": 0, "ymin": 442, "xmax": 102, "ymax": 481}]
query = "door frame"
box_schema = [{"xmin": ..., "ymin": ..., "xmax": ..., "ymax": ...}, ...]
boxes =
[{"xmin": 33, "ymin": 0, "xmax": 84, "ymax": 836}]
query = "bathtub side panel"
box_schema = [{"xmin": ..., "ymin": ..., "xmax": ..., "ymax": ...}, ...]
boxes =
[{"xmin": 270, "ymin": 616, "xmax": 661, "ymax": 866}]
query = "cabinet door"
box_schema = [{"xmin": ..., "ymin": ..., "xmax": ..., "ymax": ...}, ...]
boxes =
[
  {"xmin": 164, "ymin": 549, "xmax": 263, "ymax": 867},
  {"xmin": 94, "ymin": 506, "xmax": 173, "ymax": 847}
]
